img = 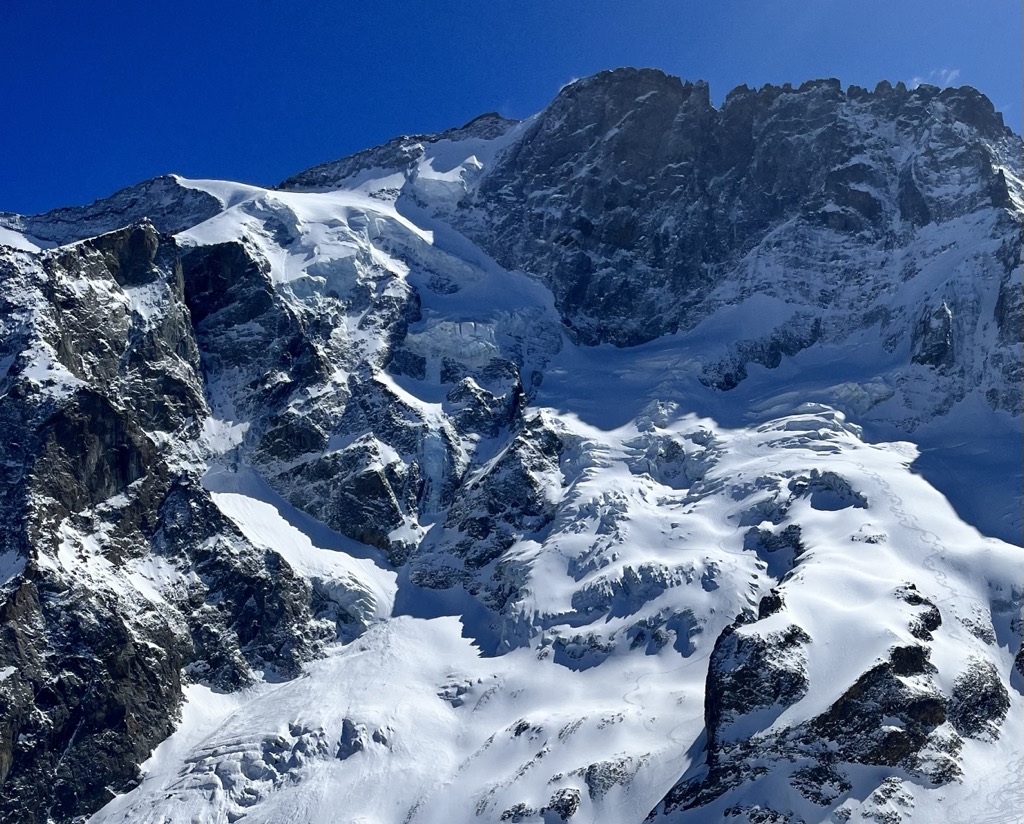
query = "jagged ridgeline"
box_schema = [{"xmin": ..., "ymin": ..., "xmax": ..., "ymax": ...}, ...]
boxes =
[{"xmin": 0, "ymin": 69, "xmax": 1021, "ymax": 824}]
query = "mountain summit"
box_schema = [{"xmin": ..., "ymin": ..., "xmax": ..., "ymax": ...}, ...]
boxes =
[{"xmin": 0, "ymin": 69, "xmax": 1021, "ymax": 824}]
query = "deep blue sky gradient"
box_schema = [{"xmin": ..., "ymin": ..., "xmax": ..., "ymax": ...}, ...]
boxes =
[{"xmin": 1, "ymin": 1, "xmax": 1020, "ymax": 214}]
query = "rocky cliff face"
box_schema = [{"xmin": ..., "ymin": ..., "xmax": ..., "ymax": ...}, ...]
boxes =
[
  {"xmin": 0, "ymin": 224, "xmax": 374, "ymax": 821},
  {"xmin": 0, "ymin": 69, "xmax": 1021, "ymax": 824},
  {"xmin": 457, "ymin": 70, "xmax": 1021, "ymax": 421}
]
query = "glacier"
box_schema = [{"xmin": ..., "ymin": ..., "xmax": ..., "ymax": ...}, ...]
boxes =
[{"xmin": 0, "ymin": 69, "xmax": 1020, "ymax": 824}]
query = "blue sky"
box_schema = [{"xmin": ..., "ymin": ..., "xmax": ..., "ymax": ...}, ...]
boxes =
[{"xmin": 1, "ymin": 1, "xmax": 1019, "ymax": 215}]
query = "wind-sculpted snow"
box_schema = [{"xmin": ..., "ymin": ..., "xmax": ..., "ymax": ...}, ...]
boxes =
[
  {"xmin": 84, "ymin": 404, "xmax": 1024, "ymax": 824},
  {"xmin": 0, "ymin": 69, "xmax": 1021, "ymax": 824}
]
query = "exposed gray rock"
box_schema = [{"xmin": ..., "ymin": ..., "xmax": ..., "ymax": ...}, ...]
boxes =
[
  {"xmin": 337, "ymin": 718, "xmax": 370, "ymax": 760},
  {"xmin": 787, "ymin": 470, "xmax": 867, "ymax": 511},
  {"xmin": 701, "ymin": 315, "xmax": 822, "ymax": 391},
  {"xmin": 578, "ymin": 755, "xmax": 646, "ymax": 801},
  {"xmin": 948, "ymin": 659, "xmax": 1010, "ymax": 739},
  {"xmin": 743, "ymin": 525, "xmax": 804, "ymax": 579},
  {"xmin": 897, "ymin": 585, "xmax": 943, "ymax": 641},
  {"xmin": 0, "ymin": 223, "xmax": 364, "ymax": 822},
  {"xmin": 705, "ymin": 623, "xmax": 812, "ymax": 750},
  {"xmin": 411, "ymin": 414, "xmax": 564, "ymax": 609},
  {"xmin": 911, "ymin": 302, "xmax": 956, "ymax": 368},
  {"xmin": 500, "ymin": 802, "xmax": 538, "ymax": 822},
  {"xmin": 1, "ymin": 176, "xmax": 222, "ymax": 245},
  {"xmin": 460, "ymin": 72, "xmax": 1018, "ymax": 359},
  {"xmin": 543, "ymin": 787, "xmax": 581, "ymax": 821},
  {"xmin": 807, "ymin": 646, "xmax": 957, "ymax": 782}
]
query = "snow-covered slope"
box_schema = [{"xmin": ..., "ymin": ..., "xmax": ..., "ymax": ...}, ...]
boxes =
[
  {"xmin": 90, "ymin": 404, "xmax": 1024, "ymax": 824},
  {"xmin": 0, "ymin": 69, "xmax": 1020, "ymax": 824}
]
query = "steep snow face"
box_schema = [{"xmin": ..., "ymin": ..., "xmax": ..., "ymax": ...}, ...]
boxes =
[
  {"xmin": 88, "ymin": 405, "xmax": 1023, "ymax": 824},
  {"xmin": 0, "ymin": 70, "xmax": 1021, "ymax": 824}
]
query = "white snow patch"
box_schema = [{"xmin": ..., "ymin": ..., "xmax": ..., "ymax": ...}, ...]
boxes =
[{"xmin": 0, "ymin": 226, "xmax": 52, "ymax": 252}]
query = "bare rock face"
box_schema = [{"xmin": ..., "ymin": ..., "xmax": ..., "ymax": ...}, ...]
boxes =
[
  {"xmin": 706, "ymin": 622, "xmax": 812, "ymax": 749},
  {"xmin": 0, "ymin": 224, "xmax": 354, "ymax": 821},
  {"xmin": 452, "ymin": 72, "xmax": 1023, "ymax": 437},
  {"xmin": 410, "ymin": 414, "xmax": 565, "ymax": 615},
  {"xmin": 462, "ymin": 73, "xmax": 1016, "ymax": 351},
  {"xmin": 911, "ymin": 302, "xmax": 956, "ymax": 368},
  {"xmin": 0, "ymin": 572, "xmax": 186, "ymax": 822},
  {"xmin": 657, "ymin": 625, "xmax": 964, "ymax": 821},
  {"xmin": 947, "ymin": 659, "xmax": 1010, "ymax": 739},
  {"xmin": 660, "ymin": 615, "xmax": 813, "ymax": 812},
  {"xmin": 807, "ymin": 646, "xmax": 954, "ymax": 780},
  {"xmin": 465, "ymin": 69, "xmax": 723, "ymax": 346}
]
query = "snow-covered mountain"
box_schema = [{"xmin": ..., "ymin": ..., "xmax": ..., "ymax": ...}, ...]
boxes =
[{"xmin": 0, "ymin": 68, "xmax": 1020, "ymax": 824}]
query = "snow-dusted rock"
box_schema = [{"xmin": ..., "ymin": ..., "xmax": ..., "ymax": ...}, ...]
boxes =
[{"xmin": 0, "ymin": 68, "xmax": 1020, "ymax": 824}]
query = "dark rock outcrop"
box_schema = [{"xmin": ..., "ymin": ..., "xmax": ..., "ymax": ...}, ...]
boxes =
[
  {"xmin": 1, "ymin": 176, "xmax": 222, "ymax": 246},
  {"xmin": 461, "ymin": 72, "xmax": 1018, "ymax": 351},
  {"xmin": 0, "ymin": 224, "xmax": 357, "ymax": 821},
  {"xmin": 947, "ymin": 659, "xmax": 1010, "ymax": 739}
]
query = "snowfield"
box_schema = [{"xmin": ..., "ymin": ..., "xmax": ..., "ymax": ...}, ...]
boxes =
[{"xmin": 90, "ymin": 398, "xmax": 1023, "ymax": 824}]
